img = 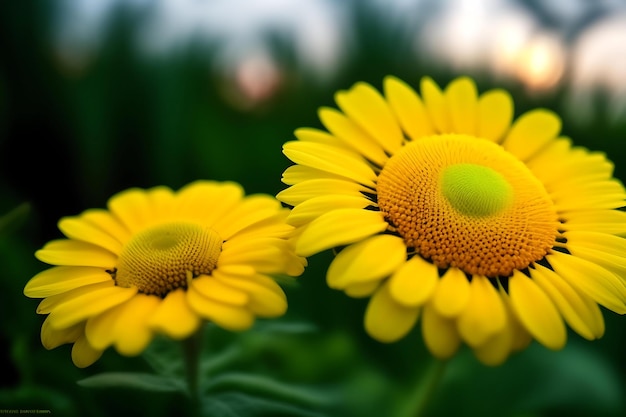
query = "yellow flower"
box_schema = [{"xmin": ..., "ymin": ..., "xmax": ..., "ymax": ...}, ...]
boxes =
[
  {"xmin": 25, "ymin": 180, "xmax": 305, "ymax": 367},
  {"xmin": 277, "ymin": 76, "xmax": 626, "ymax": 365}
]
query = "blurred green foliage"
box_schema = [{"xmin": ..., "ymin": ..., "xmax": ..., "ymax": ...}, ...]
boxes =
[{"xmin": 1, "ymin": 1, "xmax": 624, "ymax": 417}]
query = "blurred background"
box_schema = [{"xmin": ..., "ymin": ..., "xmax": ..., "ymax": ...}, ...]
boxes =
[{"xmin": 1, "ymin": 0, "xmax": 625, "ymax": 416}]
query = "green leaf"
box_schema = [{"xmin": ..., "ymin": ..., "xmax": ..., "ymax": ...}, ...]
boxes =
[
  {"xmin": 77, "ymin": 372, "xmax": 186, "ymax": 393},
  {"xmin": 202, "ymin": 392, "xmax": 330, "ymax": 417},
  {"xmin": 0, "ymin": 202, "xmax": 30, "ymax": 236},
  {"xmin": 249, "ymin": 320, "xmax": 318, "ymax": 335},
  {"xmin": 430, "ymin": 342, "xmax": 624, "ymax": 417},
  {"xmin": 205, "ymin": 372, "xmax": 331, "ymax": 408},
  {"xmin": 197, "ymin": 321, "xmax": 320, "ymax": 377},
  {"xmin": 201, "ymin": 343, "xmax": 244, "ymax": 375},
  {"xmin": 515, "ymin": 343, "xmax": 624, "ymax": 413},
  {"xmin": 142, "ymin": 336, "xmax": 185, "ymax": 377}
]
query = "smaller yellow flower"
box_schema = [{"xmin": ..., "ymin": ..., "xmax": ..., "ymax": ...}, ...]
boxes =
[{"xmin": 24, "ymin": 180, "xmax": 305, "ymax": 367}]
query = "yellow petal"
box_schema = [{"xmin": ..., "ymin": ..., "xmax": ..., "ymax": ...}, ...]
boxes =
[
  {"xmin": 547, "ymin": 251, "xmax": 626, "ymax": 314},
  {"xmin": 431, "ymin": 268, "xmax": 470, "ymax": 318},
  {"xmin": 281, "ymin": 164, "xmax": 346, "ymax": 185},
  {"xmin": 85, "ymin": 301, "xmax": 127, "ymax": 350},
  {"xmin": 383, "ymin": 75, "xmax": 434, "ymax": 140},
  {"xmin": 220, "ymin": 237, "xmax": 295, "ymax": 274},
  {"xmin": 420, "ymin": 77, "xmax": 450, "ymax": 133},
  {"xmin": 335, "ymin": 82, "xmax": 404, "ymax": 154},
  {"xmin": 472, "ymin": 288, "xmax": 519, "ymax": 366},
  {"xmin": 317, "ymin": 110, "xmax": 389, "ymax": 167},
  {"xmin": 112, "ymin": 294, "xmax": 160, "ymax": 356},
  {"xmin": 364, "ymin": 282, "xmax": 420, "ymax": 343},
  {"xmin": 24, "ymin": 266, "xmax": 111, "ymax": 298},
  {"xmin": 477, "ymin": 89, "xmax": 513, "ymax": 142},
  {"xmin": 508, "ymin": 271, "xmax": 566, "ymax": 350},
  {"xmin": 542, "ymin": 153, "xmax": 614, "ymax": 189},
  {"xmin": 579, "ymin": 291, "xmax": 605, "ymax": 338},
  {"xmin": 149, "ymin": 288, "xmax": 201, "ymax": 339},
  {"xmin": 502, "ymin": 109, "xmax": 561, "ymax": 161},
  {"xmin": 295, "ymin": 209, "xmax": 389, "ymax": 257},
  {"xmin": 445, "ymin": 76, "xmax": 478, "ymax": 135},
  {"xmin": 344, "ymin": 280, "xmax": 381, "ymax": 298},
  {"xmin": 566, "ymin": 245, "xmax": 626, "ymax": 277},
  {"xmin": 472, "ymin": 323, "xmax": 513, "ymax": 366},
  {"xmin": 282, "ymin": 141, "xmax": 376, "ymax": 187},
  {"xmin": 560, "ymin": 210, "xmax": 626, "ymax": 235},
  {"xmin": 187, "ymin": 283, "xmax": 254, "ymax": 331},
  {"xmin": 498, "ymin": 287, "xmax": 533, "ymax": 352},
  {"xmin": 37, "ymin": 281, "xmax": 115, "ymax": 314},
  {"xmin": 421, "ymin": 301, "xmax": 461, "ymax": 359},
  {"xmin": 216, "ymin": 264, "xmax": 256, "ymax": 277},
  {"xmin": 525, "ymin": 137, "xmax": 570, "ymax": 175},
  {"xmin": 527, "ymin": 139, "xmax": 614, "ymax": 187},
  {"xmin": 190, "ymin": 276, "xmax": 249, "ymax": 306},
  {"xmin": 146, "ymin": 186, "xmax": 175, "ymax": 220},
  {"xmin": 327, "ymin": 234, "xmax": 406, "ymax": 289},
  {"xmin": 247, "ymin": 290, "xmax": 288, "ymax": 317},
  {"xmin": 41, "ymin": 318, "xmax": 82, "ymax": 349},
  {"xmin": 294, "ymin": 127, "xmax": 350, "ymax": 147},
  {"xmin": 213, "ymin": 271, "xmax": 287, "ymax": 317},
  {"xmin": 228, "ymin": 213, "xmax": 293, "ymax": 241},
  {"xmin": 212, "ymin": 268, "xmax": 285, "ymax": 298},
  {"xmin": 175, "ymin": 180, "xmax": 243, "ymax": 224},
  {"xmin": 550, "ymin": 179, "xmax": 625, "ymax": 212},
  {"xmin": 80, "ymin": 209, "xmax": 132, "ymax": 244},
  {"xmin": 287, "ymin": 195, "xmax": 372, "ymax": 226},
  {"xmin": 388, "ymin": 256, "xmax": 438, "ymax": 307},
  {"xmin": 564, "ymin": 231, "xmax": 626, "ymax": 257},
  {"xmin": 47, "ymin": 285, "xmax": 138, "ymax": 330},
  {"xmin": 35, "ymin": 240, "xmax": 117, "ymax": 268},
  {"xmin": 457, "ymin": 277, "xmax": 506, "ymax": 347},
  {"xmin": 277, "ymin": 179, "xmax": 368, "ymax": 207},
  {"xmin": 58, "ymin": 217, "xmax": 124, "ymax": 254},
  {"xmin": 71, "ymin": 334, "xmax": 103, "ymax": 368},
  {"xmin": 107, "ymin": 188, "xmax": 153, "ymax": 233},
  {"xmin": 531, "ymin": 265, "xmax": 604, "ymax": 340},
  {"xmin": 212, "ymin": 195, "xmax": 283, "ymax": 239},
  {"xmin": 285, "ymin": 252, "xmax": 307, "ymax": 277}
]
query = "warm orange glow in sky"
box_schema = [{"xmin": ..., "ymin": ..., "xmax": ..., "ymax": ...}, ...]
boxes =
[{"xmin": 511, "ymin": 33, "xmax": 566, "ymax": 92}]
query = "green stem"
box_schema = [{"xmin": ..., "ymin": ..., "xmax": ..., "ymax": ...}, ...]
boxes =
[
  {"xmin": 183, "ymin": 325, "xmax": 204, "ymax": 414},
  {"xmin": 400, "ymin": 359, "xmax": 448, "ymax": 417}
]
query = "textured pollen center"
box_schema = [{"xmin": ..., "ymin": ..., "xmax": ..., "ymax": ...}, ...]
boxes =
[
  {"xmin": 115, "ymin": 222, "xmax": 222, "ymax": 296},
  {"xmin": 377, "ymin": 134, "xmax": 559, "ymax": 277}
]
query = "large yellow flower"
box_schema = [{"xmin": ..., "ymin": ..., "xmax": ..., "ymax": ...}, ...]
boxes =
[
  {"xmin": 277, "ymin": 76, "xmax": 626, "ymax": 365},
  {"xmin": 25, "ymin": 181, "xmax": 305, "ymax": 367}
]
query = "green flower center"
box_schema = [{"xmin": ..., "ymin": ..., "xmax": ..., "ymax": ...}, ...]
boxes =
[
  {"xmin": 114, "ymin": 222, "xmax": 222, "ymax": 296},
  {"xmin": 440, "ymin": 163, "xmax": 513, "ymax": 217}
]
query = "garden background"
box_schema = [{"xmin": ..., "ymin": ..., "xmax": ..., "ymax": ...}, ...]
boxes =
[{"xmin": 1, "ymin": 1, "xmax": 625, "ymax": 416}]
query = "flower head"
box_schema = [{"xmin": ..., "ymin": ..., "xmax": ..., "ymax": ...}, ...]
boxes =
[
  {"xmin": 278, "ymin": 76, "xmax": 626, "ymax": 365},
  {"xmin": 25, "ymin": 181, "xmax": 305, "ymax": 367}
]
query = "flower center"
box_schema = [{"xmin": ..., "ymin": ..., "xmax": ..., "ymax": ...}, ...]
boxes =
[
  {"xmin": 441, "ymin": 164, "xmax": 513, "ymax": 217},
  {"xmin": 377, "ymin": 134, "xmax": 558, "ymax": 277},
  {"xmin": 114, "ymin": 222, "xmax": 222, "ymax": 296}
]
